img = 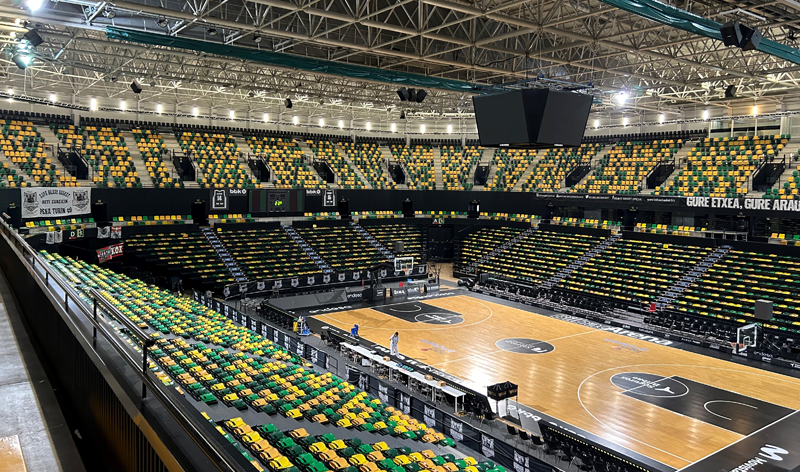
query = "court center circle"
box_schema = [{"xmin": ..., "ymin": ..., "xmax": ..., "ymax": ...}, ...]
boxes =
[
  {"xmin": 389, "ymin": 305, "xmax": 423, "ymax": 313},
  {"xmin": 414, "ymin": 312, "xmax": 464, "ymax": 325},
  {"xmin": 495, "ymin": 338, "xmax": 555, "ymax": 355}
]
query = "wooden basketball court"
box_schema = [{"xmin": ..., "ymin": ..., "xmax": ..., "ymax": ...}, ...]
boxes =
[{"xmin": 312, "ymin": 294, "xmax": 800, "ymax": 469}]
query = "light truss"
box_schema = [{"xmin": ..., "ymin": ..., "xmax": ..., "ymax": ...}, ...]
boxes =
[{"xmin": 0, "ymin": 0, "xmax": 799, "ymax": 122}]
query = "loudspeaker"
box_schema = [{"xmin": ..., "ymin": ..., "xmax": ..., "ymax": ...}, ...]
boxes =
[
  {"xmin": 91, "ymin": 201, "xmax": 107, "ymax": 224},
  {"xmin": 393, "ymin": 241, "xmax": 404, "ymax": 253},
  {"xmin": 5, "ymin": 203, "xmax": 19, "ymax": 229},
  {"xmin": 408, "ymin": 89, "xmax": 417, "ymax": 102},
  {"xmin": 402, "ymin": 198, "xmax": 413, "ymax": 217},
  {"xmin": 720, "ymin": 21, "xmax": 743, "ymax": 47},
  {"xmin": 478, "ymin": 273, "xmax": 491, "ymax": 284},
  {"xmin": 741, "ymin": 25, "xmax": 762, "ymax": 51},
  {"xmin": 130, "ymin": 80, "xmax": 142, "ymax": 94},
  {"xmin": 467, "ymin": 199, "xmax": 480, "ymax": 219},
  {"xmin": 192, "ymin": 199, "xmax": 208, "ymax": 226},
  {"xmin": 397, "ymin": 88, "xmax": 410, "ymax": 101},
  {"xmin": 755, "ymin": 300, "xmax": 773, "ymax": 321},
  {"xmin": 338, "ymin": 199, "xmax": 350, "ymax": 220},
  {"xmin": 285, "ymin": 98, "xmax": 293, "ymax": 109},
  {"xmin": 720, "ymin": 21, "xmax": 762, "ymax": 51},
  {"xmin": 725, "ymin": 85, "xmax": 737, "ymax": 98},
  {"xmin": 23, "ymin": 30, "xmax": 43, "ymax": 48},
  {"xmin": 415, "ymin": 89, "xmax": 427, "ymax": 103}
]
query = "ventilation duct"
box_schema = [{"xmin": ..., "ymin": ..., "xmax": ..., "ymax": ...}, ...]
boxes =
[{"xmin": 106, "ymin": 27, "xmax": 482, "ymax": 93}]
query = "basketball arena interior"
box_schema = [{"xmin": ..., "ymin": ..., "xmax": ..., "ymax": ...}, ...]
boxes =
[{"xmin": 3, "ymin": 0, "xmax": 800, "ymax": 471}]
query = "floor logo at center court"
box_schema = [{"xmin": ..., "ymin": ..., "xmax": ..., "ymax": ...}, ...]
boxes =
[
  {"xmin": 610, "ymin": 372, "xmax": 689, "ymax": 398},
  {"xmin": 495, "ymin": 338, "xmax": 555, "ymax": 355}
]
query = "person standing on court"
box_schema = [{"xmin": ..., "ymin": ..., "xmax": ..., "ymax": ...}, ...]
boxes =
[{"xmin": 390, "ymin": 332, "xmax": 399, "ymax": 356}]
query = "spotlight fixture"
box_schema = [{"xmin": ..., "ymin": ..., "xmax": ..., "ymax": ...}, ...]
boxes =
[
  {"xmin": 12, "ymin": 54, "xmax": 30, "ymax": 70},
  {"xmin": 105, "ymin": 7, "xmax": 116, "ymax": 19},
  {"xmin": 208, "ymin": 27, "xmax": 218, "ymax": 36},
  {"xmin": 253, "ymin": 35, "xmax": 262, "ymax": 43},
  {"xmin": 284, "ymin": 98, "xmax": 293, "ymax": 109},
  {"xmin": 22, "ymin": 29, "xmax": 43, "ymax": 48},
  {"xmin": 111, "ymin": 76, "xmax": 118, "ymax": 82},
  {"xmin": 157, "ymin": 17, "xmax": 168, "ymax": 28},
  {"xmin": 25, "ymin": 0, "xmax": 43, "ymax": 12}
]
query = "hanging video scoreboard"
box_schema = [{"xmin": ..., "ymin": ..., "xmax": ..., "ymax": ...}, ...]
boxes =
[{"xmin": 249, "ymin": 189, "xmax": 304, "ymax": 214}]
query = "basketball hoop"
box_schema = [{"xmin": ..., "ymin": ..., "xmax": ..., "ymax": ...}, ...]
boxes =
[{"xmin": 394, "ymin": 256, "xmax": 415, "ymax": 277}]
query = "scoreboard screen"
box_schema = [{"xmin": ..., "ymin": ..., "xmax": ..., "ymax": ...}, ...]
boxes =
[{"xmin": 249, "ymin": 190, "xmax": 303, "ymax": 213}]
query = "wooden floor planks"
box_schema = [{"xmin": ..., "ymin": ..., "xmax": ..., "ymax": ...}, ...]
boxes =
[{"xmin": 314, "ymin": 295, "xmax": 800, "ymax": 468}]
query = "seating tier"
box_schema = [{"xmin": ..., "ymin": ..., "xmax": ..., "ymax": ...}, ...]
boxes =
[
  {"xmin": 670, "ymin": 250, "xmax": 800, "ymax": 334},
  {"xmin": 133, "ymin": 128, "xmax": 182, "ymax": 188},
  {"xmin": 217, "ymin": 228, "xmax": 320, "ymax": 281},
  {"xmin": 250, "ymin": 137, "xmax": 325, "ymax": 189},
  {"xmin": 297, "ymin": 226, "xmax": 390, "ymax": 271},
  {"xmin": 477, "ymin": 231, "xmax": 602, "ymax": 285},
  {"xmin": 125, "ymin": 232, "xmax": 235, "ymax": 286},
  {"xmin": 559, "ymin": 240, "xmax": 712, "ymax": 304}
]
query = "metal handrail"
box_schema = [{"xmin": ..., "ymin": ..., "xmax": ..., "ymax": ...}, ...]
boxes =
[{"xmin": 0, "ymin": 220, "xmax": 249, "ymax": 472}]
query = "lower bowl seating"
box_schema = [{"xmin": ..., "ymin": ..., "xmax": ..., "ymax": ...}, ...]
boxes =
[
  {"xmin": 670, "ymin": 250, "xmax": 800, "ymax": 334},
  {"xmin": 558, "ymin": 240, "xmax": 713, "ymax": 304},
  {"xmin": 217, "ymin": 228, "xmax": 321, "ymax": 281},
  {"xmin": 364, "ymin": 224, "xmax": 425, "ymax": 263},
  {"xmin": 41, "ymin": 251, "xmax": 452, "ymax": 445},
  {"xmin": 297, "ymin": 226, "xmax": 390, "ymax": 272},
  {"xmin": 455, "ymin": 227, "xmax": 526, "ymax": 274},
  {"xmin": 125, "ymin": 232, "xmax": 236, "ymax": 289},
  {"xmin": 217, "ymin": 417, "xmax": 477, "ymax": 472},
  {"xmin": 477, "ymin": 231, "xmax": 603, "ymax": 285}
]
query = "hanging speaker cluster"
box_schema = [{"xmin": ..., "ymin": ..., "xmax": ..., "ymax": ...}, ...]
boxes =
[
  {"xmin": 720, "ymin": 21, "xmax": 762, "ymax": 51},
  {"xmin": 397, "ymin": 87, "xmax": 427, "ymax": 103}
]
